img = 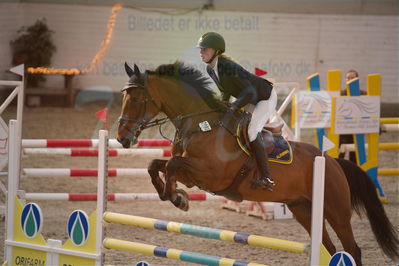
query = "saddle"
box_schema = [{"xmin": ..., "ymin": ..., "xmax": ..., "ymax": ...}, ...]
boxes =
[
  {"xmin": 239, "ymin": 118, "xmax": 284, "ymax": 155},
  {"xmin": 222, "ymin": 111, "xmax": 290, "ymax": 162}
]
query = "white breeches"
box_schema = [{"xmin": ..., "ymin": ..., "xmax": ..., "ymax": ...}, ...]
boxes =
[{"xmin": 248, "ymin": 89, "xmax": 277, "ymax": 141}]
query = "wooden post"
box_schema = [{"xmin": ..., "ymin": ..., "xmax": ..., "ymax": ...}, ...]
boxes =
[{"xmin": 64, "ymin": 74, "xmax": 74, "ymax": 107}]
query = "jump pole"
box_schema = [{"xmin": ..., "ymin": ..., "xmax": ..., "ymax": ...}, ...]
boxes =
[
  {"xmin": 23, "ymin": 148, "xmax": 172, "ymax": 157},
  {"xmin": 380, "ymin": 124, "xmax": 399, "ymax": 132},
  {"xmin": 23, "ymin": 192, "xmax": 222, "ymax": 201},
  {"xmin": 103, "ymin": 212, "xmax": 307, "ymax": 254},
  {"xmin": 102, "ymin": 238, "xmax": 267, "ymax": 266},
  {"xmin": 21, "ymin": 138, "xmax": 171, "ymax": 148},
  {"xmin": 378, "ymin": 168, "xmax": 399, "ymax": 176},
  {"xmin": 22, "ymin": 168, "xmax": 149, "ymax": 178},
  {"xmin": 340, "ymin": 143, "xmax": 399, "ymax": 152},
  {"xmin": 380, "ymin": 117, "xmax": 399, "ymax": 124}
]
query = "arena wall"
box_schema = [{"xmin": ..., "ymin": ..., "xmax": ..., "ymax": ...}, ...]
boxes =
[{"xmin": 0, "ymin": 2, "xmax": 397, "ymax": 103}]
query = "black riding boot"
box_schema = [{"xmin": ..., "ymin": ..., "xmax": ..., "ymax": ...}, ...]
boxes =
[{"xmin": 250, "ymin": 133, "xmax": 275, "ymax": 191}]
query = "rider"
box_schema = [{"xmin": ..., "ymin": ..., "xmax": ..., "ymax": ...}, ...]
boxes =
[{"xmin": 197, "ymin": 32, "xmax": 277, "ymax": 191}]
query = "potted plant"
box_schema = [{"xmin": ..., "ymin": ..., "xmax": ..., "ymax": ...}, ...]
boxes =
[{"xmin": 10, "ymin": 18, "xmax": 56, "ymax": 87}]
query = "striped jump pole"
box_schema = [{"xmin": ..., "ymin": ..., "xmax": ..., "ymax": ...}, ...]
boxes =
[
  {"xmin": 103, "ymin": 238, "xmax": 267, "ymax": 266},
  {"xmin": 21, "ymin": 138, "xmax": 172, "ymax": 148},
  {"xmin": 22, "ymin": 168, "xmax": 148, "ymax": 177},
  {"xmin": 23, "ymin": 148, "xmax": 172, "ymax": 157},
  {"xmin": 103, "ymin": 212, "xmax": 308, "ymax": 254},
  {"xmin": 24, "ymin": 192, "xmax": 222, "ymax": 201}
]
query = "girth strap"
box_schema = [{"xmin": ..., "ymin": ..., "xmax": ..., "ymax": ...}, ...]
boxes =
[{"xmin": 213, "ymin": 157, "xmax": 255, "ymax": 202}]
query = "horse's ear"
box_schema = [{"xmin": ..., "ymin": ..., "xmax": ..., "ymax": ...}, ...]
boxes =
[
  {"xmin": 124, "ymin": 62, "xmax": 134, "ymax": 78},
  {"xmin": 134, "ymin": 64, "xmax": 140, "ymax": 77}
]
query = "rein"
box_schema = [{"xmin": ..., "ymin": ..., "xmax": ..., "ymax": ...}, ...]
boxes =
[
  {"xmin": 119, "ymin": 72, "xmax": 227, "ymax": 144},
  {"xmin": 120, "ymin": 107, "xmax": 224, "ymax": 145},
  {"xmin": 171, "ymin": 108, "xmax": 225, "ymax": 145},
  {"xmin": 141, "ymin": 109, "xmax": 223, "ymax": 143},
  {"xmin": 171, "ymin": 108, "xmax": 222, "ymax": 125}
]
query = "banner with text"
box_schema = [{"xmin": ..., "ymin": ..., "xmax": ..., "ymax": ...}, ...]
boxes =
[
  {"xmin": 296, "ymin": 91, "xmax": 339, "ymax": 128},
  {"xmin": 334, "ymin": 96, "xmax": 380, "ymax": 134}
]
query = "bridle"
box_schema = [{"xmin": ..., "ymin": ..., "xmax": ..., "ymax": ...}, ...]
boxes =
[
  {"xmin": 118, "ymin": 77, "xmax": 155, "ymax": 145},
  {"xmin": 118, "ymin": 94, "xmax": 146, "ymax": 144}
]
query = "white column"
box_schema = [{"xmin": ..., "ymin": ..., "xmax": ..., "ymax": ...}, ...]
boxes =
[
  {"xmin": 5, "ymin": 120, "xmax": 19, "ymax": 263},
  {"xmin": 310, "ymin": 156, "xmax": 326, "ymax": 266},
  {"xmin": 96, "ymin": 130, "xmax": 108, "ymax": 265}
]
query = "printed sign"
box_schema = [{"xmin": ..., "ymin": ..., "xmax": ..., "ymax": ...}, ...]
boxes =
[
  {"xmin": 329, "ymin": 251, "xmax": 356, "ymax": 266},
  {"xmin": 21, "ymin": 203, "xmax": 43, "ymax": 238},
  {"xmin": 296, "ymin": 91, "xmax": 339, "ymax": 128},
  {"xmin": 334, "ymin": 96, "xmax": 380, "ymax": 134},
  {"xmin": 67, "ymin": 210, "xmax": 90, "ymax": 246},
  {"xmin": 136, "ymin": 262, "xmax": 151, "ymax": 266},
  {"xmin": 273, "ymin": 203, "xmax": 293, "ymax": 219}
]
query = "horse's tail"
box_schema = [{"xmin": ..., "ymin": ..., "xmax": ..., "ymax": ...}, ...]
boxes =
[{"xmin": 335, "ymin": 158, "xmax": 399, "ymax": 261}]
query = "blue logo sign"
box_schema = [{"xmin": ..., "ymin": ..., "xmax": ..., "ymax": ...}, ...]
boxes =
[
  {"xmin": 329, "ymin": 251, "xmax": 356, "ymax": 266},
  {"xmin": 67, "ymin": 210, "xmax": 89, "ymax": 246},
  {"xmin": 135, "ymin": 262, "xmax": 150, "ymax": 266},
  {"xmin": 21, "ymin": 203, "xmax": 43, "ymax": 238}
]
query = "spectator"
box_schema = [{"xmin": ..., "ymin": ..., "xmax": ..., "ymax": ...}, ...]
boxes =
[
  {"xmin": 339, "ymin": 69, "xmax": 363, "ymax": 163},
  {"xmin": 346, "ymin": 69, "xmax": 358, "ymax": 83}
]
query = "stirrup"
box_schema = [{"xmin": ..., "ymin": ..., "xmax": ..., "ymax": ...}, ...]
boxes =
[
  {"xmin": 265, "ymin": 177, "xmax": 275, "ymax": 186},
  {"xmin": 251, "ymin": 177, "xmax": 275, "ymax": 191}
]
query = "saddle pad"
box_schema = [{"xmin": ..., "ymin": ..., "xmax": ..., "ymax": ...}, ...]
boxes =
[
  {"xmin": 236, "ymin": 124, "xmax": 293, "ymax": 164},
  {"xmin": 267, "ymin": 135, "xmax": 293, "ymax": 164}
]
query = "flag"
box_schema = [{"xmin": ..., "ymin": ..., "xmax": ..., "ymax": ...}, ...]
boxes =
[
  {"xmin": 9, "ymin": 64, "xmax": 24, "ymax": 76},
  {"xmin": 255, "ymin": 67, "xmax": 268, "ymax": 76},
  {"xmin": 322, "ymin": 136, "xmax": 335, "ymax": 154},
  {"xmin": 95, "ymin": 108, "xmax": 108, "ymax": 123}
]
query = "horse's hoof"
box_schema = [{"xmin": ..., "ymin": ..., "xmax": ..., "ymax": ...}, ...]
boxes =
[
  {"xmin": 158, "ymin": 191, "xmax": 168, "ymax": 201},
  {"xmin": 172, "ymin": 189, "xmax": 189, "ymax": 211},
  {"xmin": 159, "ymin": 195, "xmax": 168, "ymax": 201}
]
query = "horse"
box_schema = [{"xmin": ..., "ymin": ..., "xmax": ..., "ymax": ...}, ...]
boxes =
[{"xmin": 116, "ymin": 62, "xmax": 398, "ymax": 265}]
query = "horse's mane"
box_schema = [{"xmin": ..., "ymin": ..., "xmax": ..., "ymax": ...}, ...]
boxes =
[{"xmin": 147, "ymin": 61, "xmax": 227, "ymax": 111}]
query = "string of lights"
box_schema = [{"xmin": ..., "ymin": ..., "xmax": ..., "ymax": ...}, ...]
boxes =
[
  {"xmin": 26, "ymin": 1, "xmax": 210, "ymax": 76},
  {"xmin": 27, "ymin": 3, "xmax": 122, "ymax": 75}
]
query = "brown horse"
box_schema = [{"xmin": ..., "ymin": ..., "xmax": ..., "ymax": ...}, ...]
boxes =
[{"xmin": 117, "ymin": 62, "xmax": 398, "ymax": 265}]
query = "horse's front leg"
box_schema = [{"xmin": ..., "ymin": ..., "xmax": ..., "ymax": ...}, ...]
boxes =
[
  {"xmin": 148, "ymin": 159, "xmax": 168, "ymax": 201},
  {"xmin": 164, "ymin": 156, "xmax": 191, "ymax": 211}
]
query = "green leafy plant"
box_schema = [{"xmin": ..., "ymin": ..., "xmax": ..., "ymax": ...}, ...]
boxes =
[{"xmin": 10, "ymin": 18, "xmax": 56, "ymax": 86}]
